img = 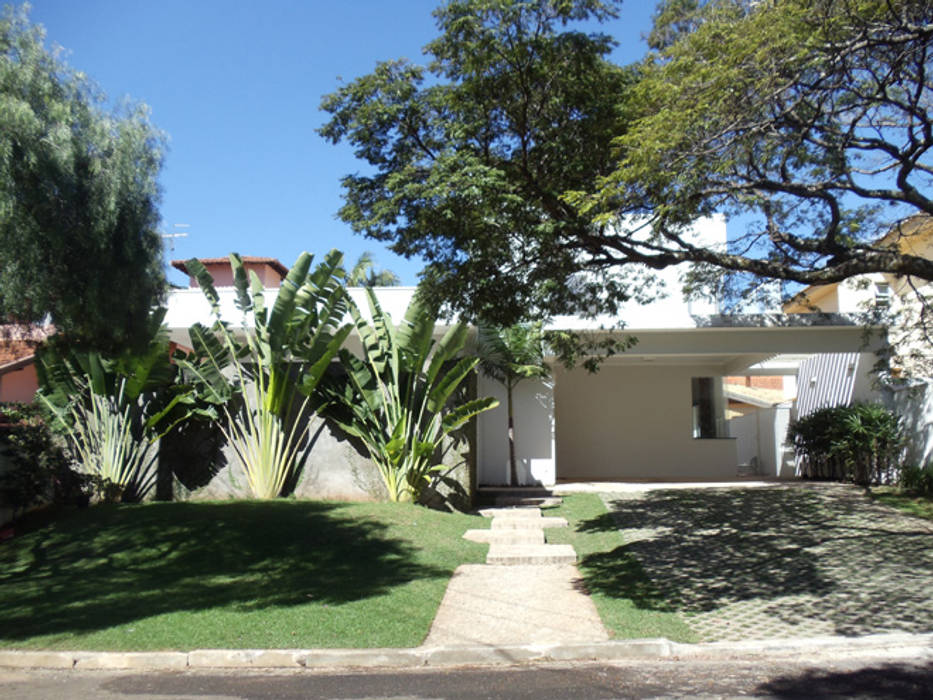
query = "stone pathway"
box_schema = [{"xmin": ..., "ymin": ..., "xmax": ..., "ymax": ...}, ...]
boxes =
[
  {"xmin": 600, "ymin": 484, "xmax": 933, "ymax": 642},
  {"xmin": 422, "ymin": 504, "xmax": 609, "ymax": 647}
]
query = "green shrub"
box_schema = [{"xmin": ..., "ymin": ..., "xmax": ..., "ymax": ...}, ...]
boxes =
[
  {"xmin": 0, "ymin": 403, "xmax": 89, "ymax": 516},
  {"xmin": 900, "ymin": 464, "xmax": 933, "ymax": 496},
  {"xmin": 788, "ymin": 403, "xmax": 903, "ymax": 485}
]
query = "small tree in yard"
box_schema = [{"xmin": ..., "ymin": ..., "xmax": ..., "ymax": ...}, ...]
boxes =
[
  {"xmin": 477, "ymin": 323, "xmax": 549, "ymax": 486},
  {"xmin": 321, "ymin": 289, "xmax": 498, "ymax": 503}
]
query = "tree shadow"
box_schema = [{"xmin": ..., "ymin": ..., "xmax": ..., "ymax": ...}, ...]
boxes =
[
  {"xmin": 757, "ymin": 661, "xmax": 933, "ymax": 699},
  {"xmin": 0, "ymin": 501, "xmax": 448, "ymax": 642},
  {"xmin": 580, "ymin": 486, "xmax": 933, "ymax": 636}
]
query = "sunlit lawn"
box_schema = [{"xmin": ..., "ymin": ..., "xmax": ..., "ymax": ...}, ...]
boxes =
[
  {"xmin": 544, "ymin": 494, "xmax": 697, "ymax": 643},
  {"xmin": 0, "ymin": 500, "xmax": 485, "ymax": 651},
  {"xmin": 868, "ymin": 486, "xmax": 933, "ymax": 522}
]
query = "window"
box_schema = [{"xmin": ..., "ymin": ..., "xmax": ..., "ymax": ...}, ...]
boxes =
[{"xmin": 692, "ymin": 377, "xmax": 725, "ymax": 438}]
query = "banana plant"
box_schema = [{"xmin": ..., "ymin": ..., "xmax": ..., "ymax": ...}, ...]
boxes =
[
  {"xmin": 176, "ymin": 250, "xmax": 352, "ymax": 498},
  {"xmin": 322, "ymin": 288, "xmax": 498, "ymax": 502},
  {"xmin": 35, "ymin": 308, "xmax": 177, "ymax": 502}
]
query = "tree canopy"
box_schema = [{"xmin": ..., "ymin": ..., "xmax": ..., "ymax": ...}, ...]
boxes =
[
  {"xmin": 322, "ymin": 0, "xmax": 933, "ymax": 322},
  {"xmin": 0, "ymin": 6, "xmax": 165, "ymax": 352},
  {"xmin": 320, "ymin": 0, "xmax": 646, "ymax": 325},
  {"xmin": 586, "ymin": 0, "xmax": 933, "ymax": 302}
]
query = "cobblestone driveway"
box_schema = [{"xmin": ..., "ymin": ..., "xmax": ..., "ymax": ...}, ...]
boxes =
[{"xmin": 595, "ymin": 484, "xmax": 933, "ymax": 641}]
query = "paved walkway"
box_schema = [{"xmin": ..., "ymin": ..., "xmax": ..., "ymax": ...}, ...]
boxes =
[
  {"xmin": 423, "ymin": 506, "xmax": 608, "ymax": 647},
  {"xmin": 600, "ymin": 483, "xmax": 933, "ymax": 642}
]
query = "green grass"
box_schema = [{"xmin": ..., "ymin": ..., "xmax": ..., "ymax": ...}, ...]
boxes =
[
  {"xmin": 868, "ymin": 486, "xmax": 933, "ymax": 521},
  {"xmin": 0, "ymin": 500, "xmax": 486, "ymax": 651},
  {"xmin": 545, "ymin": 494, "xmax": 697, "ymax": 643}
]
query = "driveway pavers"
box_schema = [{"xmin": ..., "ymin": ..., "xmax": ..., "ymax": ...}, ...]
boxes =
[{"xmin": 598, "ymin": 483, "xmax": 933, "ymax": 642}]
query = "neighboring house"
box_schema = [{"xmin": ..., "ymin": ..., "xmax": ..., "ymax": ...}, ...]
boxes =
[
  {"xmin": 0, "ymin": 324, "xmax": 52, "ymax": 403},
  {"xmin": 782, "ymin": 214, "xmax": 933, "ymax": 465}
]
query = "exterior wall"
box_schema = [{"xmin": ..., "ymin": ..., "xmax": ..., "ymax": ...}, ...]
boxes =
[
  {"xmin": 553, "ymin": 364, "xmax": 737, "ymax": 481},
  {"xmin": 728, "ymin": 403, "xmax": 795, "ymax": 478},
  {"xmin": 0, "ymin": 364, "xmax": 38, "ymax": 403},
  {"xmin": 476, "ymin": 374, "xmax": 555, "ymax": 487},
  {"xmin": 885, "ymin": 380, "xmax": 933, "ymax": 466}
]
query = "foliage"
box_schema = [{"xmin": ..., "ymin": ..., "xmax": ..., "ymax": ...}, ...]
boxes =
[
  {"xmin": 788, "ymin": 403, "xmax": 904, "ymax": 485},
  {"xmin": 0, "ymin": 6, "xmax": 165, "ymax": 353},
  {"xmin": 585, "ymin": 0, "xmax": 933, "ymax": 302},
  {"xmin": 899, "ymin": 464, "xmax": 933, "ymax": 497},
  {"xmin": 476, "ymin": 323, "xmax": 549, "ymax": 485},
  {"xmin": 0, "ymin": 403, "xmax": 88, "ymax": 513},
  {"xmin": 323, "ymin": 0, "xmax": 933, "ymax": 324},
  {"xmin": 319, "ymin": 0, "xmax": 648, "ymax": 327},
  {"xmin": 346, "ymin": 251, "xmax": 401, "ymax": 287},
  {"xmin": 48, "ymin": 381, "xmax": 158, "ymax": 502},
  {"xmin": 321, "ymin": 288, "xmax": 498, "ymax": 502},
  {"xmin": 36, "ymin": 309, "xmax": 180, "ymax": 502},
  {"xmin": 177, "ymin": 251, "xmax": 352, "ymax": 499}
]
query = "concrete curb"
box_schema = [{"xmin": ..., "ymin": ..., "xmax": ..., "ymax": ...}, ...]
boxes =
[{"xmin": 2, "ymin": 633, "xmax": 932, "ymax": 671}]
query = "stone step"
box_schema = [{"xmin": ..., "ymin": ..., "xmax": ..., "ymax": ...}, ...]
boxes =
[
  {"xmin": 479, "ymin": 507, "xmax": 542, "ymax": 519},
  {"xmin": 476, "ymin": 487, "xmax": 555, "ymax": 507},
  {"xmin": 490, "ymin": 516, "xmax": 568, "ymax": 530},
  {"xmin": 462, "ymin": 528, "xmax": 545, "ymax": 545},
  {"xmin": 495, "ymin": 496, "xmax": 563, "ymax": 508},
  {"xmin": 486, "ymin": 544, "xmax": 578, "ymax": 565}
]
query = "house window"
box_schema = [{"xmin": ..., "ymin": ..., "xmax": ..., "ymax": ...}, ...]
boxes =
[
  {"xmin": 874, "ymin": 282, "xmax": 892, "ymax": 307},
  {"xmin": 692, "ymin": 377, "xmax": 725, "ymax": 438}
]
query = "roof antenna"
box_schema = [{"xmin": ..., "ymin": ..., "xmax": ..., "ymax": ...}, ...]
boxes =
[{"xmin": 160, "ymin": 223, "xmax": 190, "ymax": 253}]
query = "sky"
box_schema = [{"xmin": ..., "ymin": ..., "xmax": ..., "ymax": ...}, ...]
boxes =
[{"xmin": 25, "ymin": 0, "xmax": 659, "ymax": 287}]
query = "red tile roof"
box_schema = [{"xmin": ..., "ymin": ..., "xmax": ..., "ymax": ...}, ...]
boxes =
[{"xmin": 170, "ymin": 257, "xmax": 289, "ymax": 277}]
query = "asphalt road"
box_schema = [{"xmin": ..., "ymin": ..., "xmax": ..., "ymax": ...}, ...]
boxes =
[{"xmin": 2, "ymin": 655, "xmax": 933, "ymax": 699}]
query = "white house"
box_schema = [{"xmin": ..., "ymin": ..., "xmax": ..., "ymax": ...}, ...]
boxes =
[{"xmin": 163, "ymin": 216, "xmax": 877, "ymax": 497}]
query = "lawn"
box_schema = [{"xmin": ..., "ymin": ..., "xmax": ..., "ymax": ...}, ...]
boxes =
[
  {"xmin": 543, "ymin": 494, "xmax": 697, "ymax": 643},
  {"xmin": 867, "ymin": 487, "xmax": 933, "ymax": 521},
  {"xmin": 0, "ymin": 500, "xmax": 486, "ymax": 651}
]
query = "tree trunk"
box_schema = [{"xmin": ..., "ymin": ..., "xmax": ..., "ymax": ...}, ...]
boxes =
[{"xmin": 508, "ymin": 382, "xmax": 517, "ymax": 486}]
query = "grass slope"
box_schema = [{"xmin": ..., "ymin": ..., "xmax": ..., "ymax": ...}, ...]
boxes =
[
  {"xmin": 0, "ymin": 500, "xmax": 485, "ymax": 651},
  {"xmin": 545, "ymin": 494, "xmax": 696, "ymax": 643}
]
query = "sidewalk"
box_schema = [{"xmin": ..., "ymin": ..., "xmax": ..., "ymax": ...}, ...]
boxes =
[{"xmin": 423, "ymin": 505, "xmax": 607, "ymax": 647}]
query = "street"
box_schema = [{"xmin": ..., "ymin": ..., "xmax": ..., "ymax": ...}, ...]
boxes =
[{"xmin": 2, "ymin": 654, "xmax": 932, "ymax": 699}]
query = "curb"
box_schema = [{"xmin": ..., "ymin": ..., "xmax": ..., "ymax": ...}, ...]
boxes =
[{"xmin": 2, "ymin": 633, "xmax": 932, "ymax": 671}]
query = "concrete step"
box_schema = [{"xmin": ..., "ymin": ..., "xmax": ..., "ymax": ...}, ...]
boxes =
[
  {"xmin": 462, "ymin": 529, "xmax": 545, "ymax": 545},
  {"xmin": 476, "ymin": 487, "xmax": 555, "ymax": 506},
  {"xmin": 495, "ymin": 496, "xmax": 563, "ymax": 508},
  {"xmin": 490, "ymin": 516, "xmax": 568, "ymax": 530},
  {"xmin": 486, "ymin": 544, "xmax": 578, "ymax": 565},
  {"xmin": 479, "ymin": 507, "xmax": 542, "ymax": 519}
]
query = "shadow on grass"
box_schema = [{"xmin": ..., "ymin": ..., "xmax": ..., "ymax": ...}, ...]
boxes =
[
  {"xmin": 757, "ymin": 661, "xmax": 933, "ymax": 699},
  {"xmin": 0, "ymin": 501, "xmax": 447, "ymax": 642},
  {"xmin": 576, "ymin": 486, "xmax": 933, "ymax": 635}
]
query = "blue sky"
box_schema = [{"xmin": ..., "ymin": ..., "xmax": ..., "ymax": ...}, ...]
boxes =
[{"xmin": 26, "ymin": 0, "xmax": 658, "ymax": 286}]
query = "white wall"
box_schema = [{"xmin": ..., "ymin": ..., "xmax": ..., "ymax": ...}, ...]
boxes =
[
  {"xmin": 476, "ymin": 374, "xmax": 555, "ymax": 486},
  {"xmin": 553, "ymin": 364, "xmax": 737, "ymax": 481}
]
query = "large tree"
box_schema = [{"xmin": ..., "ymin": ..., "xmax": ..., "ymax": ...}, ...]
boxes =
[
  {"xmin": 322, "ymin": 0, "xmax": 933, "ymax": 322},
  {"xmin": 585, "ymin": 0, "xmax": 933, "ymax": 302},
  {"xmin": 0, "ymin": 6, "xmax": 165, "ymax": 352},
  {"xmin": 320, "ymin": 0, "xmax": 646, "ymax": 326}
]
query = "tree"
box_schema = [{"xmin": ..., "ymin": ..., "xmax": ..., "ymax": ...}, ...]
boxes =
[
  {"xmin": 477, "ymin": 323, "xmax": 549, "ymax": 486},
  {"xmin": 0, "ymin": 6, "xmax": 165, "ymax": 353},
  {"xmin": 346, "ymin": 251, "xmax": 401, "ymax": 287},
  {"xmin": 320, "ymin": 288, "xmax": 498, "ymax": 502},
  {"xmin": 584, "ymin": 0, "xmax": 933, "ymax": 299},
  {"xmin": 321, "ymin": 0, "xmax": 933, "ymax": 324},
  {"xmin": 319, "ymin": 0, "xmax": 644, "ymax": 327}
]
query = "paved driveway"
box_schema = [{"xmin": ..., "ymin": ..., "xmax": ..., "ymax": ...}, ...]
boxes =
[{"xmin": 594, "ymin": 484, "xmax": 933, "ymax": 641}]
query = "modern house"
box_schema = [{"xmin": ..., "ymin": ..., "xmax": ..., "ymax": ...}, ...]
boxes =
[{"xmin": 161, "ymin": 215, "xmax": 876, "ymax": 495}]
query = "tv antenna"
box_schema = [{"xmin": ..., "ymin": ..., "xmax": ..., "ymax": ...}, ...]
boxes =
[{"xmin": 161, "ymin": 223, "xmax": 190, "ymax": 253}]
